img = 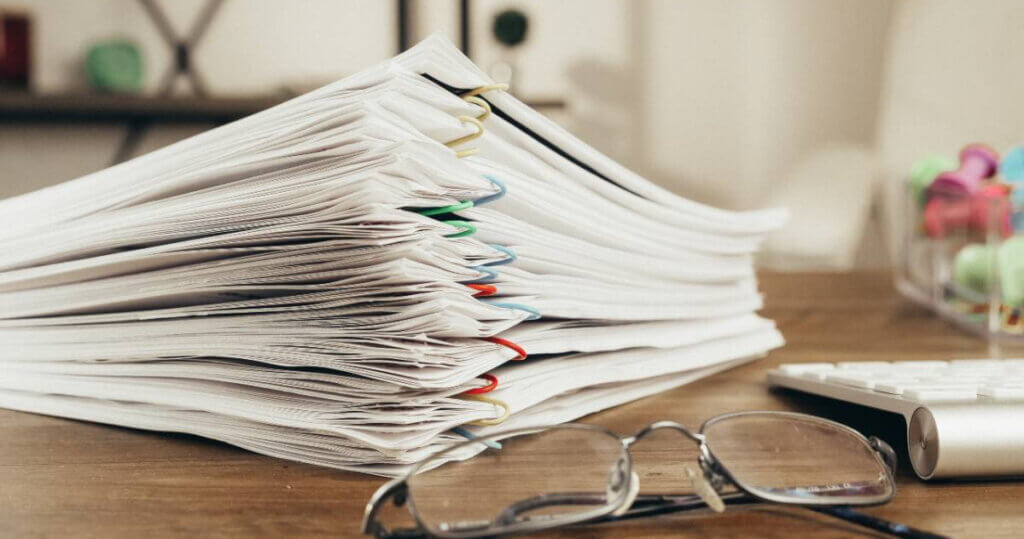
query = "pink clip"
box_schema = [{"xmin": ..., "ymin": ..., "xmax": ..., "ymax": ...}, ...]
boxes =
[{"xmin": 928, "ymin": 144, "xmax": 999, "ymax": 199}]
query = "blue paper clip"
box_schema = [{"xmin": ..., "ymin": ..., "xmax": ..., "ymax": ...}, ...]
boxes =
[
  {"xmin": 475, "ymin": 174, "xmax": 507, "ymax": 206},
  {"xmin": 486, "ymin": 244, "xmax": 517, "ymax": 266},
  {"xmin": 467, "ymin": 266, "xmax": 499, "ymax": 283},
  {"xmin": 488, "ymin": 302, "xmax": 541, "ymax": 321},
  {"xmin": 452, "ymin": 426, "xmax": 502, "ymax": 449}
]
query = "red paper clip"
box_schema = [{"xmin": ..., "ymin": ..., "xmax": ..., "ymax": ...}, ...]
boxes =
[
  {"xmin": 463, "ymin": 374, "xmax": 498, "ymax": 395},
  {"xmin": 485, "ymin": 336, "xmax": 527, "ymax": 361},
  {"xmin": 467, "ymin": 283, "xmax": 497, "ymax": 297}
]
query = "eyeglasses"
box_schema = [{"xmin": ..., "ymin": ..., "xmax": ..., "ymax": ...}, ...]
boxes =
[{"xmin": 363, "ymin": 411, "xmax": 947, "ymax": 538}]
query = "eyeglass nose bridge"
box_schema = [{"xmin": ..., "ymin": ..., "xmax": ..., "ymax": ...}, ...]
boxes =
[
  {"xmin": 623, "ymin": 420, "xmax": 706, "ymax": 447},
  {"xmin": 622, "ymin": 421, "xmax": 721, "ymax": 482},
  {"xmin": 622, "ymin": 421, "xmax": 731, "ymax": 496}
]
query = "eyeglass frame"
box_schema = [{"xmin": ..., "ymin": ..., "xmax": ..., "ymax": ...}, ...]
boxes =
[{"xmin": 362, "ymin": 410, "xmax": 922, "ymax": 538}]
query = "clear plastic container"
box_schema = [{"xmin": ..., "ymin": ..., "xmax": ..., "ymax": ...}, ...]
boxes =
[{"xmin": 896, "ymin": 179, "xmax": 1020, "ymax": 350}]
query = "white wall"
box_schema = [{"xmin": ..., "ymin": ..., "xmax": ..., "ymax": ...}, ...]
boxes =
[{"xmin": 641, "ymin": 0, "xmax": 891, "ymax": 210}]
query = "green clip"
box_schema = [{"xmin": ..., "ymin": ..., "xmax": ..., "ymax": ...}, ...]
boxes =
[
  {"xmin": 910, "ymin": 155, "xmax": 957, "ymax": 205},
  {"xmin": 418, "ymin": 200, "xmax": 473, "ymax": 217},
  {"xmin": 444, "ymin": 220, "xmax": 477, "ymax": 238}
]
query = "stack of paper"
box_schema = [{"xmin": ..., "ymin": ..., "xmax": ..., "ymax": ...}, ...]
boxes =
[{"xmin": 0, "ymin": 36, "xmax": 785, "ymax": 475}]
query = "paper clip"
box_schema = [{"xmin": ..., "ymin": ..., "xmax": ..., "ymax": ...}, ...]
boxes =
[
  {"xmin": 463, "ymin": 373, "xmax": 498, "ymax": 395},
  {"xmin": 489, "ymin": 302, "xmax": 541, "ymax": 321},
  {"xmin": 467, "ymin": 266, "xmax": 499, "ymax": 283},
  {"xmin": 443, "ymin": 220, "xmax": 477, "ymax": 238},
  {"xmin": 466, "ymin": 283, "xmax": 497, "ymax": 297},
  {"xmin": 475, "ymin": 175, "xmax": 507, "ymax": 206},
  {"xmin": 487, "ymin": 244, "xmax": 516, "ymax": 266},
  {"xmin": 451, "ymin": 426, "xmax": 502, "ymax": 450},
  {"xmin": 446, "ymin": 115, "xmax": 485, "ymax": 158},
  {"xmin": 464, "ymin": 95, "xmax": 492, "ymax": 122},
  {"xmin": 461, "ymin": 83, "xmax": 510, "ymax": 99},
  {"xmin": 461, "ymin": 394, "xmax": 511, "ymax": 427},
  {"xmin": 485, "ymin": 336, "xmax": 527, "ymax": 361},
  {"xmin": 418, "ymin": 200, "xmax": 473, "ymax": 217}
]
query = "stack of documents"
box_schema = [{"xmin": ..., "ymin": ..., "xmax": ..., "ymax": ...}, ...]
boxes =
[{"xmin": 0, "ymin": 36, "xmax": 785, "ymax": 475}]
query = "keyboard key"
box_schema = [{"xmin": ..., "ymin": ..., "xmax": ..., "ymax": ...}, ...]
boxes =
[
  {"xmin": 946, "ymin": 365, "xmax": 1005, "ymax": 373},
  {"xmin": 837, "ymin": 361, "xmax": 891, "ymax": 370},
  {"xmin": 950, "ymin": 359, "xmax": 1007, "ymax": 366},
  {"xmin": 824, "ymin": 373, "xmax": 876, "ymax": 389},
  {"xmin": 978, "ymin": 386, "xmax": 1024, "ymax": 400},
  {"xmin": 873, "ymin": 380, "xmax": 922, "ymax": 395},
  {"xmin": 904, "ymin": 382, "xmax": 981, "ymax": 389},
  {"xmin": 903, "ymin": 389, "xmax": 979, "ymax": 402},
  {"xmin": 778, "ymin": 363, "xmax": 837, "ymax": 375},
  {"xmin": 891, "ymin": 361, "xmax": 949, "ymax": 369},
  {"xmin": 920, "ymin": 376, "xmax": 989, "ymax": 384}
]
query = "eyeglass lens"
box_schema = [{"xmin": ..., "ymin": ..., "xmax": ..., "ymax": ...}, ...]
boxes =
[
  {"xmin": 702, "ymin": 413, "xmax": 895, "ymax": 504},
  {"xmin": 406, "ymin": 426, "xmax": 628, "ymax": 536}
]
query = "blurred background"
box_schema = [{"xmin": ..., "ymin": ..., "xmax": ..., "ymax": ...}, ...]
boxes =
[{"xmin": 1, "ymin": 0, "xmax": 1021, "ymax": 270}]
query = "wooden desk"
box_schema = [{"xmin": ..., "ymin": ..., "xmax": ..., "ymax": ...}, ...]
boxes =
[{"xmin": 2, "ymin": 272, "xmax": 1021, "ymax": 537}]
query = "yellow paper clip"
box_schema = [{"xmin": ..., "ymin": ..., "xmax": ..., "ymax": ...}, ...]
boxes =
[
  {"xmin": 460, "ymin": 394, "xmax": 510, "ymax": 426},
  {"xmin": 461, "ymin": 83, "xmax": 509, "ymax": 99},
  {"xmin": 464, "ymin": 95, "xmax": 492, "ymax": 122},
  {"xmin": 445, "ymin": 115, "xmax": 484, "ymax": 158}
]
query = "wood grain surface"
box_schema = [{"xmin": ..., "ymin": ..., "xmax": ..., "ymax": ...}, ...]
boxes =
[{"xmin": 2, "ymin": 272, "xmax": 1022, "ymax": 538}]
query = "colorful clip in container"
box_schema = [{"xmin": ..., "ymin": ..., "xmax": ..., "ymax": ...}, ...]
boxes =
[
  {"xmin": 927, "ymin": 144, "xmax": 999, "ymax": 199},
  {"xmin": 921, "ymin": 144, "xmax": 1010, "ymax": 238},
  {"xmin": 953, "ymin": 237, "xmax": 1024, "ymax": 307},
  {"xmin": 953, "ymin": 243, "xmax": 996, "ymax": 295},
  {"xmin": 1001, "ymin": 146, "xmax": 1024, "ymax": 229},
  {"xmin": 999, "ymin": 237, "xmax": 1024, "ymax": 308},
  {"xmin": 923, "ymin": 183, "xmax": 1012, "ymax": 238},
  {"xmin": 910, "ymin": 154, "xmax": 957, "ymax": 205}
]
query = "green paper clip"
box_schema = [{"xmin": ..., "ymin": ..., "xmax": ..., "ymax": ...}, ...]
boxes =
[
  {"xmin": 418, "ymin": 200, "xmax": 473, "ymax": 217},
  {"xmin": 444, "ymin": 220, "xmax": 477, "ymax": 238}
]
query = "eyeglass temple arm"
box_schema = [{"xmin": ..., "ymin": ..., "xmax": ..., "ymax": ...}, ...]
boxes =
[
  {"xmin": 809, "ymin": 506, "xmax": 948, "ymax": 539},
  {"xmin": 591, "ymin": 493, "xmax": 946, "ymax": 539}
]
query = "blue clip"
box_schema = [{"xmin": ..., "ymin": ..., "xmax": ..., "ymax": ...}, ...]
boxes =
[
  {"xmin": 488, "ymin": 302, "xmax": 541, "ymax": 321},
  {"xmin": 486, "ymin": 244, "xmax": 517, "ymax": 266},
  {"xmin": 452, "ymin": 426, "xmax": 502, "ymax": 449},
  {"xmin": 475, "ymin": 174, "xmax": 507, "ymax": 206},
  {"xmin": 466, "ymin": 266, "xmax": 499, "ymax": 283}
]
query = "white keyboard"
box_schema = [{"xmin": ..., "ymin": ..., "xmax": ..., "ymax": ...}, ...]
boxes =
[{"xmin": 767, "ymin": 360, "xmax": 1024, "ymax": 479}]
